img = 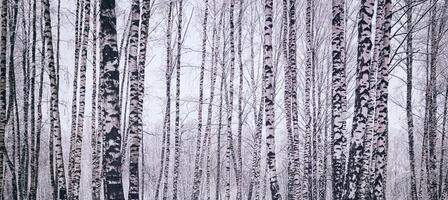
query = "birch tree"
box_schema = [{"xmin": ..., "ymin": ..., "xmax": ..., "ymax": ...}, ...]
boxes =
[
  {"xmin": 371, "ymin": 0, "xmax": 391, "ymax": 198},
  {"xmin": 288, "ymin": 0, "xmax": 300, "ymax": 197},
  {"xmin": 263, "ymin": 0, "xmax": 282, "ymax": 199},
  {"xmin": 331, "ymin": 0, "xmax": 348, "ymax": 199},
  {"xmin": 438, "ymin": 85, "xmax": 448, "ymax": 199},
  {"xmin": 247, "ymin": 2, "xmax": 263, "ymax": 199},
  {"xmin": 172, "ymin": 1, "xmax": 184, "ymax": 199},
  {"xmin": 90, "ymin": 0, "xmax": 101, "ymax": 198},
  {"xmin": 304, "ymin": 0, "xmax": 314, "ymax": 198},
  {"xmin": 133, "ymin": 0, "xmax": 151, "ymax": 197},
  {"xmin": 126, "ymin": 0, "xmax": 141, "ymax": 198},
  {"xmin": 68, "ymin": 0, "xmax": 83, "ymax": 186},
  {"xmin": 344, "ymin": 0, "xmax": 374, "ymax": 198},
  {"xmin": 359, "ymin": 0, "xmax": 385, "ymax": 197},
  {"xmin": 236, "ymin": 1, "xmax": 244, "ymax": 198},
  {"xmin": 191, "ymin": 0, "xmax": 210, "ymax": 198},
  {"xmin": 216, "ymin": 4, "xmax": 226, "ymax": 198},
  {"xmin": 281, "ymin": 0, "xmax": 295, "ymax": 197},
  {"xmin": 29, "ymin": 0, "xmax": 39, "ymax": 198},
  {"xmin": 70, "ymin": 0, "xmax": 91, "ymax": 198},
  {"xmin": 99, "ymin": 0, "xmax": 125, "ymax": 198},
  {"xmin": 43, "ymin": 0, "xmax": 68, "ymax": 198},
  {"xmin": 405, "ymin": 0, "xmax": 418, "ymax": 199},
  {"xmin": 0, "ymin": 0, "xmax": 7, "ymax": 196},
  {"xmin": 224, "ymin": 0, "xmax": 242, "ymax": 199},
  {"xmin": 160, "ymin": 3, "xmax": 173, "ymax": 200}
]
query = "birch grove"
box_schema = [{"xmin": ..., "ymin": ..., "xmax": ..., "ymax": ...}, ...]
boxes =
[{"xmin": 3, "ymin": 0, "xmax": 448, "ymax": 199}]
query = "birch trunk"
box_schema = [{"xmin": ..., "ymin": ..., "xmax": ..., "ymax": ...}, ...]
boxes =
[
  {"xmin": 20, "ymin": 2, "xmax": 30, "ymax": 197},
  {"xmin": 281, "ymin": 0, "xmax": 295, "ymax": 197},
  {"xmin": 172, "ymin": 1, "xmax": 184, "ymax": 199},
  {"xmin": 288, "ymin": 0, "xmax": 301, "ymax": 197},
  {"xmin": 216, "ymin": 6, "xmax": 226, "ymax": 198},
  {"xmin": 70, "ymin": 0, "xmax": 91, "ymax": 198},
  {"xmin": 99, "ymin": 0, "xmax": 125, "ymax": 198},
  {"xmin": 224, "ymin": 1, "xmax": 242, "ymax": 199},
  {"xmin": 161, "ymin": 3, "xmax": 173, "ymax": 200},
  {"xmin": 236, "ymin": 1, "xmax": 244, "ymax": 198},
  {"xmin": 43, "ymin": 0, "xmax": 68, "ymax": 197},
  {"xmin": 304, "ymin": 0, "xmax": 313, "ymax": 198},
  {"xmin": 427, "ymin": 0, "xmax": 448, "ymax": 198},
  {"xmin": 216, "ymin": 57, "xmax": 225, "ymax": 200},
  {"xmin": 263, "ymin": 0, "xmax": 282, "ymax": 199},
  {"xmin": 0, "ymin": 0, "xmax": 7, "ymax": 195},
  {"xmin": 438, "ymin": 85, "xmax": 448, "ymax": 199},
  {"xmin": 68, "ymin": 0, "xmax": 83, "ymax": 185},
  {"xmin": 191, "ymin": 0, "xmax": 210, "ymax": 198},
  {"xmin": 405, "ymin": 0, "xmax": 417, "ymax": 199},
  {"xmin": 90, "ymin": 0, "xmax": 101, "ymax": 198},
  {"xmin": 31, "ymin": 44, "xmax": 44, "ymax": 200},
  {"xmin": 203, "ymin": 0, "xmax": 222, "ymax": 200},
  {"xmin": 331, "ymin": 0, "xmax": 348, "ymax": 199},
  {"xmin": 204, "ymin": 4, "xmax": 220, "ymax": 197},
  {"xmin": 28, "ymin": 0, "xmax": 38, "ymax": 198},
  {"xmin": 247, "ymin": 2, "xmax": 260, "ymax": 198},
  {"xmin": 126, "ymin": 0, "xmax": 141, "ymax": 198},
  {"xmin": 344, "ymin": 0, "xmax": 374, "ymax": 198},
  {"xmin": 134, "ymin": 0, "xmax": 151, "ymax": 197},
  {"xmin": 371, "ymin": 0, "xmax": 391, "ymax": 198}
]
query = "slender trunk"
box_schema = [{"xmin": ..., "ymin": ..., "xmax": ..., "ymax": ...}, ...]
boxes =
[
  {"xmin": 119, "ymin": 17, "xmax": 132, "ymax": 146},
  {"xmin": 99, "ymin": 0, "xmax": 125, "ymax": 198},
  {"xmin": 68, "ymin": 0, "xmax": 83, "ymax": 186},
  {"xmin": 70, "ymin": 0, "xmax": 91, "ymax": 198},
  {"xmin": 320, "ymin": 91, "xmax": 330, "ymax": 200},
  {"xmin": 90, "ymin": 0, "xmax": 101, "ymax": 198},
  {"xmin": 303, "ymin": 0, "xmax": 313, "ymax": 198},
  {"xmin": 263, "ymin": 0, "xmax": 282, "ymax": 199},
  {"xmin": 438, "ymin": 86, "xmax": 448, "ymax": 199},
  {"xmin": 247, "ymin": 2, "xmax": 259, "ymax": 198},
  {"xmin": 155, "ymin": 114, "xmax": 167, "ymax": 200},
  {"xmin": 216, "ymin": 6, "xmax": 226, "ymax": 199},
  {"xmin": 427, "ymin": 0, "xmax": 447, "ymax": 198},
  {"xmin": 120, "ymin": 32, "xmax": 131, "ymax": 169},
  {"xmin": 30, "ymin": 41, "xmax": 44, "ymax": 200},
  {"xmin": 172, "ymin": 1, "xmax": 184, "ymax": 199},
  {"xmin": 205, "ymin": 1, "xmax": 219, "ymax": 199},
  {"xmin": 191, "ymin": 0, "xmax": 210, "ymax": 198},
  {"xmin": 8, "ymin": 2, "xmax": 20, "ymax": 198},
  {"xmin": 236, "ymin": 1, "xmax": 244, "ymax": 199},
  {"xmin": 39, "ymin": 7, "xmax": 56, "ymax": 198},
  {"xmin": 419, "ymin": 10, "xmax": 432, "ymax": 198},
  {"xmin": 161, "ymin": 3, "xmax": 173, "ymax": 200},
  {"xmin": 133, "ymin": 0, "xmax": 151, "ymax": 198},
  {"xmin": 126, "ymin": 0, "xmax": 141, "ymax": 198},
  {"xmin": 224, "ymin": 1, "xmax": 241, "ymax": 199},
  {"xmin": 0, "ymin": 0, "xmax": 7, "ymax": 195},
  {"xmin": 405, "ymin": 1, "xmax": 418, "ymax": 199},
  {"xmin": 281, "ymin": 0, "xmax": 294, "ymax": 197},
  {"xmin": 248, "ymin": 67, "xmax": 264, "ymax": 200},
  {"xmin": 43, "ymin": 0, "xmax": 68, "ymax": 197},
  {"xmin": 8, "ymin": 104, "xmax": 18, "ymax": 200},
  {"xmin": 20, "ymin": 1, "xmax": 30, "ymax": 196},
  {"xmin": 288, "ymin": 0, "xmax": 300, "ymax": 197},
  {"xmin": 28, "ymin": 0, "xmax": 38, "ymax": 198},
  {"xmin": 56, "ymin": 0, "xmax": 61, "ymax": 83}
]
